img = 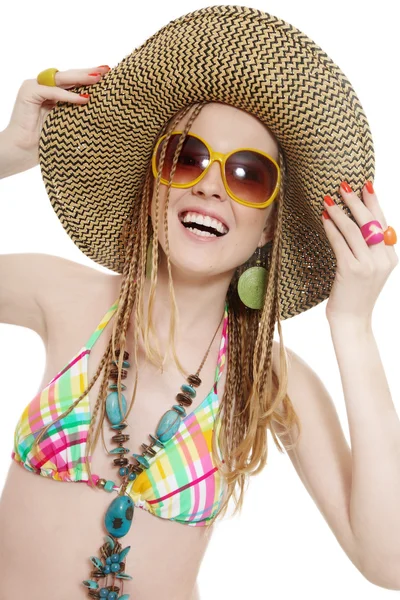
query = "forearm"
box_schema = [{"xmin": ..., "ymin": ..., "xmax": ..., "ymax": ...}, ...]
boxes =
[
  {"xmin": 0, "ymin": 127, "xmax": 37, "ymax": 179},
  {"xmin": 329, "ymin": 317, "xmax": 400, "ymax": 583}
]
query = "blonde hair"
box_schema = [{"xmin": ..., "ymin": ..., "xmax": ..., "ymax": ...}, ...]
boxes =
[{"xmin": 32, "ymin": 101, "xmax": 302, "ymax": 532}]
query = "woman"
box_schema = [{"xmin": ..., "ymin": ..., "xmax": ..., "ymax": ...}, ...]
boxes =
[{"xmin": 0, "ymin": 6, "xmax": 399, "ymax": 599}]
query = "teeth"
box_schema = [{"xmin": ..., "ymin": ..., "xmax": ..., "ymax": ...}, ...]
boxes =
[
  {"xmin": 187, "ymin": 227, "xmax": 216, "ymax": 238},
  {"xmin": 180, "ymin": 211, "xmax": 228, "ymax": 235}
]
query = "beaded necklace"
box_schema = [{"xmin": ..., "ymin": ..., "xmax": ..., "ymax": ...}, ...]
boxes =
[{"xmin": 82, "ymin": 309, "xmax": 225, "ymax": 599}]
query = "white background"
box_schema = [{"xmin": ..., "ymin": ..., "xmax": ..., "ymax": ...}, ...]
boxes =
[{"xmin": 0, "ymin": 0, "xmax": 399, "ymax": 598}]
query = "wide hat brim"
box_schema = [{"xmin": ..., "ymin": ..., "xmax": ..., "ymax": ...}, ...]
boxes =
[{"xmin": 38, "ymin": 4, "xmax": 374, "ymax": 320}]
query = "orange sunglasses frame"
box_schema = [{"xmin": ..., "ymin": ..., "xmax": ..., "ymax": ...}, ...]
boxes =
[{"xmin": 151, "ymin": 130, "xmax": 281, "ymax": 209}]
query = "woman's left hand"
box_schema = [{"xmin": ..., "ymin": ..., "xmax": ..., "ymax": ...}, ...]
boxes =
[{"xmin": 322, "ymin": 181, "xmax": 398, "ymax": 324}]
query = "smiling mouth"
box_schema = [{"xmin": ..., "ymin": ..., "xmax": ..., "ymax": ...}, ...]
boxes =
[{"xmin": 178, "ymin": 212, "xmax": 229, "ymax": 238}]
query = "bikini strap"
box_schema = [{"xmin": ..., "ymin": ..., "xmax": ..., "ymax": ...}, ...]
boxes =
[
  {"xmin": 85, "ymin": 299, "xmax": 120, "ymax": 351},
  {"xmin": 214, "ymin": 300, "xmax": 229, "ymax": 384}
]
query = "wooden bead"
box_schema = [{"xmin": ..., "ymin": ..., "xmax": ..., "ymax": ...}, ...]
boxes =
[
  {"xmin": 141, "ymin": 443, "xmax": 157, "ymax": 457},
  {"xmin": 176, "ymin": 392, "xmax": 193, "ymax": 407},
  {"xmin": 115, "ymin": 349, "xmax": 129, "ymax": 360},
  {"xmin": 112, "ymin": 434, "xmax": 130, "ymax": 443},
  {"xmin": 113, "ymin": 457, "xmax": 129, "ymax": 467},
  {"xmin": 90, "ymin": 570, "xmax": 103, "ymax": 578},
  {"xmin": 132, "ymin": 464, "xmax": 144, "ymax": 474},
  {"xmin": 109, "ymin": 368, "xmax": 128, "ymax": 380},
  {"xmin": 187, "ymin": 374, "xmax": 201, "ymax": 387}
]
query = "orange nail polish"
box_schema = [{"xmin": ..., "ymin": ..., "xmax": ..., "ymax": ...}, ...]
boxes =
[
  {"xmin": 366, "ymin": 181, "xmax": 374, "ymax": 194},
  {"xmin": 97, "ymin": 65, "xmax": 111, "ymax": 71},
  {"xmin": 88, "ymin": 72, "xmax": 101, "ymax": 76},
  {"xmin": 340, "ymin": 181, "xmax": 352, "ymax": 193},
  {"xmin": 79, "ymin": 93, "xmax": 90, "ymax": 98},
  {"xmin": 324, "ymin": 195, "xmax": 335, "ymax": 206},
  {"xmin": 322, "ymin": 210, "xmax": 330, "ymax": 220}
]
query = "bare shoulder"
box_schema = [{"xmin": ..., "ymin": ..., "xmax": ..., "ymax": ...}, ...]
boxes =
[
  {"xmin": 41, "ymin": 256, "xmax": 121, "ymax": 347},
  {"xmin": 0, "ymin": 251, "xmax": 120, "ymax": 346},
  {"xmin": 0, "ymin": 253, "xmax": 108, "ymax": 340}
]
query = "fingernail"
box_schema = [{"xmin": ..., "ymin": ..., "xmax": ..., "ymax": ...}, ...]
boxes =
[
  {"xmin": 79, "ymin": 93, "xmax": 90, "ymax": 98},
  {"xmin": 324, "ymin": 195, "xmax": 336, "ymax": 207},
  {"xmin": 88, "ymin": 72, "xmax": 101, "ymax": 77},
  {"xmin": 97, "ymin": 65, "xmax": 111, "ymax": 71},
  {"xmin": 340, "ymin": 181, "xmax": 352, "ymax": 193},
  {"xmin": 322, "ymin": 209, "xmax": 330, "ymax": 220},
  {"xmin": 365, "ymin": 181, "xmax": 374, "ymax": 194}
]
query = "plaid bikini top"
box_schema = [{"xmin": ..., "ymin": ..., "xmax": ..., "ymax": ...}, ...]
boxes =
[{"xmin": 11, "ymin": 299, "xmax": 229, "ymax": 526}]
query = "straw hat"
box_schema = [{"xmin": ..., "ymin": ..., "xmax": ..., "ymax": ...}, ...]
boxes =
[{"xmin": 38, "ymin": 4, "xmax": 374, "ymax": 320}]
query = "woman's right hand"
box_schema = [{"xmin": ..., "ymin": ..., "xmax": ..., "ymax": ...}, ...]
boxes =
[{"xmin": 2, "ymin": 66, "xmax": 110, "ymax": 170}]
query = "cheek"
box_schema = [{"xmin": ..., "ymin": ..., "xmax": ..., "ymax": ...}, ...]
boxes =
[
  {"xmin": 234, "ymin": 206, "xmax": 266, "ymax": 240},
  {"xmin": 149, "ymin": 184, "xmax": 186, "ymax": 229}
]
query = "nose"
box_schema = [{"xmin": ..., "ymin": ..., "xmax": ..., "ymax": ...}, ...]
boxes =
[{"xmin": 191, "ymin": 160, "xmax": 227, "ymax": 202}]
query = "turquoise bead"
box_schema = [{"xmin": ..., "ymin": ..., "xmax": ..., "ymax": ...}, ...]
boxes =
[
  {"xmin": 119, "ymin": 596, "xmax": 130, "ymax": 600},
  {"xmin": 119, "ymin": 467, "xmax": 128, "ymax": 476},
  {"xmin": 104, "ymin": 535, "xmax": 115, "ymax": 551},
  {"xmin": 106, "ymin": 392, "xmax": 127, "ymax": 425},
  {"xmin": 111, "ymin": 360, "xmax": 131, "ymax": 368},
  {"xmin": 111, "ymin": 563, "xmax": 120, "ymax": 573},
  {"xmin": 173, "ymin": 404, "xmax": 186, "ymax": 416},
  {"xmin": 111, "ymin": 553, "xmax": 119, "ymax": 563},
  {"xmin": 105, "ymin": 496, "xmax": 134, "ymax": 538},
  {"xmin": 106, "ymin": 557, "xmax": 112, "ymax": 565},
  {"xmin": 109, "ymin": 383, "xmax": 127, "ymax": 391},
  {"xmin": 132, "ymin": 453, "xmax": 150, "ymax": 469},
  {"xmin": 99, "ymin": 589, "xmax": 109, "ymax": 597},
  {"xmin": 82, "ymin": 580, "xmax": 99, "ymax": 589},
  {"xmin": 118, "ymin": 546, "xmax": 131, "ymax": 562},
  {"xmin": 128, "ymin": 472, "xmax": 136, "ymax": 481},
  {"xmin": 108, "ymin": 593, "xmax": 118, "ymax": 600},
  {"xmin": 156, "ymin": 410, "xmax": 181, "ymax": 442},
  {"xmin": 104, "ymin": 480, "xmax": 115, "ymax": 492},
  {"xmin": 116, "ymin": 572, "xmax": 133, "ymax": 580},
  {"xmin": 109, "ymin": 447, "xmax": 129, "ymax": 454},
  {"xmin": 104, "ymin": 565, "xmax": 111, "ymax": 574},
  {"xmin": 111, "ymin": 423, "xmax": 127, "ymax": 430},
  {"xmin": 181, "ymin": 383, "xmax": 196, "ymax": 398},
  {"xmin": 90, "ymin": 556, "xmax": 104, "ymax": 570},
  {"xmin": 149, "ymin": 434, "xmax": 165, "ymax": 448}
]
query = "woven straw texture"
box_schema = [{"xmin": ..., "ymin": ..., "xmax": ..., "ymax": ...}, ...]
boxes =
[{"xmin": 38, "ymin": 5, "xmax": 375, "ymax": 320}]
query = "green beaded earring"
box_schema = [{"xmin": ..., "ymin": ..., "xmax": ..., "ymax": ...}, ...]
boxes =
[{"xmin": 237, "ymin": 246, "xmax": 268, "ymax": 309}]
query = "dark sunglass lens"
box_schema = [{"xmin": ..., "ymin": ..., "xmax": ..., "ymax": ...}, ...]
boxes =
[
  {"xmin": 156, "ymin": 134, "xmax": 210, "ymax": 184},
  {"xmin": 226, "ymin": 151, "xmax": 278, "ymax": 204}
]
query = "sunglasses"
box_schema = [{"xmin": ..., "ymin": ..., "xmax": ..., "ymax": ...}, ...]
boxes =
[{"xmin": 152, "ymin": 131, "xmax": 281, "ymax": 209}]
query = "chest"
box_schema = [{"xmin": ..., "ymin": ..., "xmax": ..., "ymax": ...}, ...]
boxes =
[{"xmin": 88, "ymin": 327, "xmax": 226, "ymax": 478}]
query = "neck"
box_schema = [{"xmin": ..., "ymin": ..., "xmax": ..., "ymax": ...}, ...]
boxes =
[{"xmin": 139, "ymin": 255, "xmax": 233, "ymax": 349}]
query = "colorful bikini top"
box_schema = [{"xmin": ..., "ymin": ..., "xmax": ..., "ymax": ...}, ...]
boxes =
[{"xmin": 11, "ymin": 298, "xmax": 229, "ymax": 526}]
